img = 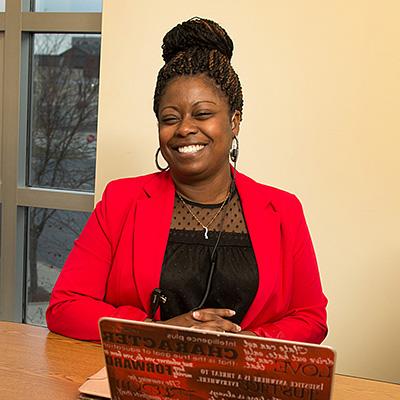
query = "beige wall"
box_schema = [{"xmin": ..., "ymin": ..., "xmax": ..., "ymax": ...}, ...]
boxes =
[{"xmin": 96, "ymin": 0, "xmax": 400, "ymax": 383}]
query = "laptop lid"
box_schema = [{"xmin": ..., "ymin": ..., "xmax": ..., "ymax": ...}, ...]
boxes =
[{"xmin": 99, "ymin": 318, "xmax": 335, "ymax": 400}]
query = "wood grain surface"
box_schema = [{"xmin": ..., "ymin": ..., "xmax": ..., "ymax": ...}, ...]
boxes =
[
  {"xmin": 0, "ymin": 321, "xmax": 103, "ymax": 400},
  {"xmin": 0, "ymin": 321, "xmax": 398, "ymax": 399},
  {"xmin": 333, "ymin": 374, "xmax": 399, "ymax": 400}
]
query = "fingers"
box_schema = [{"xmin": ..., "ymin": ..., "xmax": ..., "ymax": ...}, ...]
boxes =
[
  {"xmin": 192, "ymin": 324, "xmax": 226, "ymax": 332},
  {"xmin": 159, "ymin": 308, "xmax": 241, "ymax": 333},
  {"xmin": 160, "ymin": 313, "xmax": 198, "ymax": 328},
  {"xmin": 192, "ymin": 308, "xmax": 235, "ymax": 321},
  {"xmin": 191, "ymin": 320, "xmax": 241, "ymax": 333},
  {"xmin": 191, "ymin": 309, "xmax": 241, "ymax": 333}
]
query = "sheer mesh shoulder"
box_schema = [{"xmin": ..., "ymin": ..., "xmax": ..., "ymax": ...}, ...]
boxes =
[{"xmin": 170, "ymin": 191, "xmax": 248, "ymax": 234}]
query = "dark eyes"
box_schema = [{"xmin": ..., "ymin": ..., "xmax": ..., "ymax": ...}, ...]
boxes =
[
  {"xmin": 160, "ymin": 111, "xmax": 213, "ymax": 125},
  {"xmin": 195, "ymin": 111, "xmax": 213, "ymax": 119},
  {"xmin": 161, "ymin": 116, "xmax": 179, "ymax": 124}
]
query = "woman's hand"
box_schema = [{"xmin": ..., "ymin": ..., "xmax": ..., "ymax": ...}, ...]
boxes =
[
  {"xmin": 157, "ymin": 308, "xmax": 241, "ymax": 333},
  {"xmin": 238, "ymin": 330, "xmax": 257, "ymax": 336}
]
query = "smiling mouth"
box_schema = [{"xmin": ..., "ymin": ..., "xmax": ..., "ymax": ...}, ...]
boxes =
[{"xmin": 177, "ymin": 144, "xmax": 205, "ymax": 154}]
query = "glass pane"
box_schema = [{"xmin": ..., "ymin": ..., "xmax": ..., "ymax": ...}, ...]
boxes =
[
  {"xmin": 26, "ymin": 207, "xmax": 90, "ymax": 326},
  {"xmin": 28, "ymin": 34, "xmax": 100, "ymax": 192},
  {"xmin": 0, "ymin": 0, "xmax": 5, "ymax": 12},
  {"xmin": 34, "ymin": 0, "xmax": 102, "ymax": 12}
]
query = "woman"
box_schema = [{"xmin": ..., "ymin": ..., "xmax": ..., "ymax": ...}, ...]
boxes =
[{"xmin": 46, "ymin": 18, "xmax": 327, "ymax": 343}]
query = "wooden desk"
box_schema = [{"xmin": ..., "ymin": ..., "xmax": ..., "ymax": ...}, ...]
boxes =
[
  {"xmin": 0, "ymin": 321, "xmax": 103, "ymax": 399},
  {"xmin": 0, "ymin": 321, "xmax": 399, "ymax": 399}
]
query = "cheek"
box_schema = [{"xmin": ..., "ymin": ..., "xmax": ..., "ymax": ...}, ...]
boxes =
[
  {"xmin": 158, "ymin": 127, "xmax": 171, "ymax": 146},
  {"xmin": 213, "ymin": 123, "xmax": 233, "ymax": 147}
]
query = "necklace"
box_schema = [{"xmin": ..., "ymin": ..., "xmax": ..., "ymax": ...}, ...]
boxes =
[{"xmin": 176, "ymin": 191, "xmax": 231, "ymax": 239}]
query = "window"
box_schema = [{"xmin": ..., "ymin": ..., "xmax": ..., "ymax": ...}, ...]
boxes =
[
  {"xmin": 0, "ymin": 24, "xmax": 4, "ymax": 275},
  {"xmin": 26, "ymin": 208, "xmax": 90, "ymax": 325},
  {"xmin": 29, "ymin": 33, "xmax": 100, "ymax": 192},
  {"xmin": 34, "ymin": 0, "xmax": 102, "ymax": 12},
  {"xmin": 0, "ymin": 0, "xmax": 101, "ymax": 326}
]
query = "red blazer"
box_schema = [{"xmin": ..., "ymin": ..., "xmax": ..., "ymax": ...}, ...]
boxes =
[{"xmin": 46, "ymin": 171, "xmax": 328, "ymax": 343}]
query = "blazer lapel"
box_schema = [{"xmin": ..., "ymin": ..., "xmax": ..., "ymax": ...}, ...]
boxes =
[
  {"xmin": 133, "ymin": 172, "xmax": 175, "ymax": 316},
  {"xmin": 235, "ymin": 172, "xmax": 281, "ymax": 328}
]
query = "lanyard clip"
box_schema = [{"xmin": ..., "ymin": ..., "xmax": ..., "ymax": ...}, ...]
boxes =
[{"xmin": 149, "ymin": 288, "xmax": 167, "ymax": 320}]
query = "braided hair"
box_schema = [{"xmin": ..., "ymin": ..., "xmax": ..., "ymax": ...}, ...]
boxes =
[{"xmin": 153, "ymin": 17, "xmax": 243, "ymax": 119}]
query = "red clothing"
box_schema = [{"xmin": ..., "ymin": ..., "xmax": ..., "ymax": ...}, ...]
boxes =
[{"xmin": 46, "ymin": 171, "xmax": 328, "ymax": 343}]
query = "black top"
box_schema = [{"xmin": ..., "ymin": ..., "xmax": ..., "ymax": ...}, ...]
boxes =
[{"xmin": 159, "ymin": 191, "xmax": 259, "ymax": 325}]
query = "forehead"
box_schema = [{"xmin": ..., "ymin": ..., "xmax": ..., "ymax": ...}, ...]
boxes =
[{"xmin": 159, "ymin": 74, "xmax": 228, "ymax": 108}]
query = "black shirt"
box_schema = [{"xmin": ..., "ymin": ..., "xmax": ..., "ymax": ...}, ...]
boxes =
[{"xmin": 159, "ymin": 191, "xmax": 259, "ymax": 325}]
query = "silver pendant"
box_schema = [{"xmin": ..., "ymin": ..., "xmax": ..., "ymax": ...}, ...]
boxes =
[{"xmin": 204, "ymin": 227, "xmax": 209, "ymax": 239}]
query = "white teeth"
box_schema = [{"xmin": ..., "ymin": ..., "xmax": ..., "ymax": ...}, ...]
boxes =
[{"xmin": 178, "ymin": 144, "xmax": 205, "ymax": 154}]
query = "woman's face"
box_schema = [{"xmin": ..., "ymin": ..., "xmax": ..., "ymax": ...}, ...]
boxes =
[{"xmin": 158, "ymin": 74, "xmax": 240, "ymax": 182}]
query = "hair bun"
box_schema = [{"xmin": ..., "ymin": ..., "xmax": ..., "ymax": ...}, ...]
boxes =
[{"xmin": 161, "ymin": 17, "xmax": 234, "ymax": 63}]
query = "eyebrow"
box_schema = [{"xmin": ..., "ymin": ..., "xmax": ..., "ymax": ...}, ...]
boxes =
[{"xmin": 160, "ymin": 100, "xmax": 217, "ymax": 113}]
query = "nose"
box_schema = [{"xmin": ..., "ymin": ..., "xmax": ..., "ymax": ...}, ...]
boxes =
[{"xmin": 175, "ymin": 116, "xmax": 198, "ymax": 137}]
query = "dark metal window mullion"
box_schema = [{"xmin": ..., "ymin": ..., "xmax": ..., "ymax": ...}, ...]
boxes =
[{"xmin": 0, "ymin": 0, "xmax": 25, "ymax": 322}]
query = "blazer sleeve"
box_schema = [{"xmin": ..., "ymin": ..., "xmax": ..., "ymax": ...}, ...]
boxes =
[
  {"xmin": 46, "ymin": 182, "xmax": 148, "ymax": 341},
  {"xmin": 250, "ymin": 196, "xmax": 328, "ymax": 344}
]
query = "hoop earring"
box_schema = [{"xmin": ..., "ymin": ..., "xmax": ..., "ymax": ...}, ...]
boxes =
[
  {"xmin": 229, "ymin": 136, "xmax": 239, "ymax": 163},
  {"xmin": 155, "ymin": 148, "xmax": 169, "ymax": 171}
]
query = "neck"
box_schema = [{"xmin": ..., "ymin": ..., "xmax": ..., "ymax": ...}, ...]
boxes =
[{"xmin": 172, "ymin": 167, "xmax": 232, "ymax": 204}]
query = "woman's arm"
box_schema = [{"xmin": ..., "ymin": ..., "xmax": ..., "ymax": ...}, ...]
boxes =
[
  {"xmin": 246, "ymin": 196, "xmax": 328, "ymax": 344},
  {"xmin": 46, "ymin": 182, "xmax": 148, "ymax": 341}
]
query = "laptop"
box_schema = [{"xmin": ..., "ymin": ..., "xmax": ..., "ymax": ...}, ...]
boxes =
[{"xmin": 89, "ymin": 317, "xmax": 336, "ymax": 400}]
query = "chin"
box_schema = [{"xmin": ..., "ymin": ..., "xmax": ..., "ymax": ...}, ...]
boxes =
[{"xmin": 170, "ymin": 164, "xmax": 209, "ymax": 180}]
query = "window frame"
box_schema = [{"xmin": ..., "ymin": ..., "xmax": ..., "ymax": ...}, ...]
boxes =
[{"xmin": 0, "ymin": 0, "xmax": 101, "ymax": 322}]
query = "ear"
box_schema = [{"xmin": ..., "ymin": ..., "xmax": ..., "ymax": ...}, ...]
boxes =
[{"xmin": 231, "ymin": 110, "xmax": 241, "ymax": 136}]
